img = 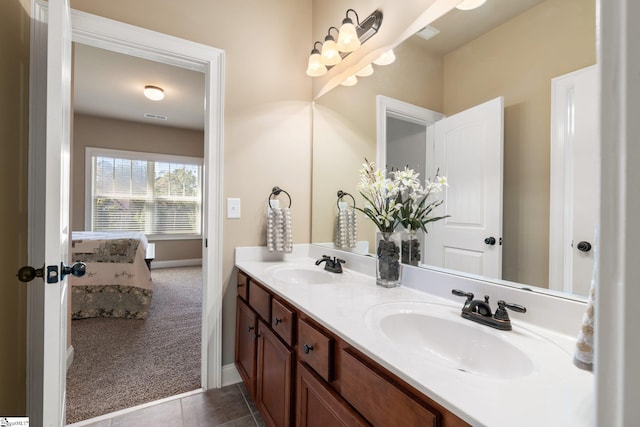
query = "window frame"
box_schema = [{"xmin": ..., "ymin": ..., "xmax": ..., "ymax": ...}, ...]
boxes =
[{"xmin": 84, "ymin": 146, "xmax": 204, "ymax": 240}]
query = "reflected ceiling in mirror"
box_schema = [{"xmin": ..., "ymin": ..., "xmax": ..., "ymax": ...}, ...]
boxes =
[{"xmin": 311, "ymin": 0, "xmax": 596, "ymax": 300}]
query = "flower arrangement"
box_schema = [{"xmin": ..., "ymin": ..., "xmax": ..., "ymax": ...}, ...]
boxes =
[{"xmin": 356, "ymin": 159, "xmax": 449, "ymax": 234}]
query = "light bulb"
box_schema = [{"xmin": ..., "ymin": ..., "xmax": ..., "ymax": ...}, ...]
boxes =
[
  {"xmin": 337, "ymin": 19, "xmax": 361, "ymax": 52},
  {"xmin": 306, "ymin": 51, "xmax": 327, "ymax": 77},
  {"xmin": 321, "ymin": 37, "xmax": 342, "ymax": 66}
]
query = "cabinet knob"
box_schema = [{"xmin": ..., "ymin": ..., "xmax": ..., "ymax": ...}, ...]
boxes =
[
  {"xmin": 247, "ymin": 326, "xmax": 254, "ymax": 332},
  {"xmin": 303, "ymin": 344, "xmax": 314, "ymax": 354},
  {"xmin": 274, "ymin": 318, "xmax": 282, "ymax": 325}
]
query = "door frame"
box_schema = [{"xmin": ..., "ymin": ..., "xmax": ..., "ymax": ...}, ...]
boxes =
[{"xmin": 28, "ymin": 5, "xmax": 225, "ymax": 417}]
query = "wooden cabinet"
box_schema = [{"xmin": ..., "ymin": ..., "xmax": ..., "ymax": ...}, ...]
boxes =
[
  {"xmin": 235, "ymin": 297, "xmax": 257, "ymax": 398},
  {"xmin": 257, "ymin": 320, "xmax": 294, "ymax": 427},
  {"xmin": 235, "ymin": 270, "xmax": 470, "ymax": 427},
  {"xmin": 296, "ymin": 362, "xmax": 368, "ymax": 427}
]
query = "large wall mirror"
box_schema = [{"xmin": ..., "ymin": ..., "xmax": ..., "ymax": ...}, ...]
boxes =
[{"xmin": 311, "ymin": 0, "xmax": 596, "ymax": 300}]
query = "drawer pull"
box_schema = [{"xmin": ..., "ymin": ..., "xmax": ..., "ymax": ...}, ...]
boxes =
[
  {"xmin": 238, "ymin": 283, "xmax": 245, "ymax": 287},
  {"xmin": 247, "ymin": 326, "xmax": 254, "ymax": 332},
  {"xmin": 303, "ymin": 344, "xmax": 314, "ymax": 354},
  {"xmin": 274, "ymin": 318, "xmax": 282, "ymax": 325}
]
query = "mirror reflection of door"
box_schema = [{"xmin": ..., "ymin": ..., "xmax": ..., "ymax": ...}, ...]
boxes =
[
  {"xmin": 426, "ymin": 97, "xmax": 504, "ymax": 279},
  {"xmin": 549, "ymin": 65, "xmax": 599, "ymax": 295}
]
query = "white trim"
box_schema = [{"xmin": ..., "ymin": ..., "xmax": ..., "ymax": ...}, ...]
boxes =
[
  {"xmin": 375, "ymin": 95, "xmax": 444, "ymax": 169},
  {"xmin": 150, "ymin": 258, "xmax": 202, "ymax": 269},
  {"xmin": 70, "ymin": 11, "xmax": 226, "ymax": 391},
  {"xmin": 221, "ymin": 363, "xmax": 242, "ymax": 387},
  {"xmin": 597, "ymin": 0, "xmax": 640, "ymax": 425},
  {"xmin": 66, "ymin": 346, "xmax": 74, "ymax": 372}
]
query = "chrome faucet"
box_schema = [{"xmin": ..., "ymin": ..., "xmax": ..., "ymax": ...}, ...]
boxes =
[
  {"xmin": 315, "ymin": 255, "xmax": 345, "ymax": 273},
  {"xmin": 452, "ymin": 289, "xmax": 526, "ymax": 331}
]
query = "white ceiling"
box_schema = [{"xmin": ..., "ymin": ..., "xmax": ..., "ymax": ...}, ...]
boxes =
[{"xmin": 73, "ymin": 43, "xmax": 205, "ymax": 131}]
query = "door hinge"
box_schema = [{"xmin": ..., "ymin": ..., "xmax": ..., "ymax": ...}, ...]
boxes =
[{"xmin": 205, "ymin": 238, "xmax": 208, "ymax": 248}]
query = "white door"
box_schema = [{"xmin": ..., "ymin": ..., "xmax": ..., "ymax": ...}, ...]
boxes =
[
  {"xmin": 549, "ymin": 65, "xmax": 599, "ymax": 295},
  {"xmin": 425, "ymin": 97, "xmax": 504, "ymax": 279},
  {"xmin": 27, "ymin": 0, "xmax": 73, "ymax": 425}
]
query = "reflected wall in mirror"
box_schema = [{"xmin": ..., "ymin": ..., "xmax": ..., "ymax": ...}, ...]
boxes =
[{"xmin": 311, "ymin": 0, "xmax": 596, "ymax": 298}]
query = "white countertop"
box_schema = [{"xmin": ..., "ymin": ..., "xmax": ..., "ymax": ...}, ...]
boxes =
[{"xmin": 235, "ymin": 245, "xmax": 594, "ymax": 427}]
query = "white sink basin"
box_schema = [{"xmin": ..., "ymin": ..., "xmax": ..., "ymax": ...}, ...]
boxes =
[
  {"xmin": 266, "ymin": 266, "xmax": 337, "ymax": 285},
  {"xmin": 365, "ymin": 302, "xmax": 536, "ymax": 380}
]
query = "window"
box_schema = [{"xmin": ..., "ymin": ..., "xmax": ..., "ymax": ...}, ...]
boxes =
[{"xmin": 86, "ymin": 147, "xmax": 203, "ymax": 239}]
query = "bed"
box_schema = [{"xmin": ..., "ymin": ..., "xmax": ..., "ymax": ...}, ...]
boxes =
[{"xmin": 70, "ymin": 231, "xmax": 153, "ymax": 319}]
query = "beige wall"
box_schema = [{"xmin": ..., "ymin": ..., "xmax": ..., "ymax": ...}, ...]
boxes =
[
  {"xmin": 72, "ymin": 114, "xmax": 204, "ymax": 262},
  {"xmin": 443, "ymin": 0, "xmax": 595, "ymax": 286},
  {"xmin": 0, "ymin": 0, "xmax": 30, "ymax": 414},
  {"xmin": 70, "ymin": 0, "xmax": 313, "ymax": 365}
]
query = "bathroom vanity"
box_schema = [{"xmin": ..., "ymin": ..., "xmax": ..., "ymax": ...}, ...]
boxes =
[{"xmin": 235, "ymin": 245, "xmax": 593, "ymax": 427}]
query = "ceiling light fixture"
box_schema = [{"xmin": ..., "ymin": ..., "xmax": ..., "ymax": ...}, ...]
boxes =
[
  {"xmin": 341, "ymin": 75, "xmax": 358, "ymax": 87},
  {"xmin": 306, "ymin": 9, "xmax": 383, "ymax": 77},
  {"xmin": 455, "ymin": 0, "xmax": 487, "ymax": 11},
  {"xmin": 355, "ymin": 64, "xmax": 374, "ymax": 77},
  {"xmin": 143, "ymin": 85, "xmax": 165, "ymax": 101}
]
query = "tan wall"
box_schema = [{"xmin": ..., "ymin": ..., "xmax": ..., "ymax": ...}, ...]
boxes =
[
  {"xmin": 70, "ymin": 0, "xmax": 313, "ymax": 365},
  {"xmin": 0, "ymin": 0, "xmax": 30, "ymax": 414},
  {"xmin": 443, "ymin": 0, "xmax": 596, "ymax": 287},
  {"xmin": 312, "ymin": 38, "xmax": 444, "ymax": 249},
  {"xmin": 72, "ymin": 114, "xmax": 204, "ymax": 262}
]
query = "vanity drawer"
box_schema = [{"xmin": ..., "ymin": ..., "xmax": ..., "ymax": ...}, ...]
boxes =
[
  {"xmin": 340, "ymin": 349, "xmax": 440, "ymax": 427},
  {"xmin": 297, "ymin": 318, "xmax": 333, "ymax": 382},
  {"xmin": 237, "ymin": 271, "xmax": 249, "ymax": 300},
  {"xmin": 249, "ymin": 281, "xmax": 271, "ymax": 322},
  {"xmin": 271, "ymin": 298, "xmax": 295, "ymax": 346}
]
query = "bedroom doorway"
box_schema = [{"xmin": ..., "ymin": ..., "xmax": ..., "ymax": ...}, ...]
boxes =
[{"xmin": 27, "ymin": 3, "xmax": 224, "ymax": 424}]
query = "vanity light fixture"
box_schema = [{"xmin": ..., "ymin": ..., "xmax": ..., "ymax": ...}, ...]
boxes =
[
  {"xmin": 143, "ymin": 85, "xmax": 164, "ymax": 101},
  {"xmin": 336, "ymin": 9, "xmax": 362, "ymax": 52},
  {"xmin": 373, "ymin": 49, "xmax": 396, "ymax": 66},
  {"xmin": 341, "ymin": 75, "xmax": 358, "ymax": 86},
  {"xmin": 455, "ymin": 0, "xmax": 487, "ymax": 11},
  {"xmin": 306, "ymin": 9, "xmax": 383, "ymax": 77},
  {"xmin": 306, "ymin": 42, "xmax": 328, "ymax": 77},
  {"xmin": 321, "ymin": 27, "xmax": 342, "ymax": 66}
]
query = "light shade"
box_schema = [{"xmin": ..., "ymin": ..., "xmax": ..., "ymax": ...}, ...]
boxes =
[
  {"xmin": 306, "ymin": 51, "xmax": 327, "ymax": 77},
  {"xmin": 341, "ymin": 75, "xmax": 358, "ymax": 87},
  {"xmin": 456, "ymin": 0, "xmax": 487, "ymax": 11},
  {"xmin": 373, "ymin": 49, "xmax": 396, "ymax": 66},
  {"xmin": 321, "ymin": 35, "xmax": 342, "ymax": 66},
  {"xmin": 144, "ymin": 85, "xmax": 164, "ymax": 101},
  {"xmin": 337, "ymin": 19, "xmax": 361, "ymax": 52},
  {"xmin": 355, "ymin": 64, "xmax": 374, "ymax": 77}
]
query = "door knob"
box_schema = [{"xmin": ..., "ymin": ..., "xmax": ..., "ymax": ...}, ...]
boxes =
[
  {"xmin": 61, "ymin": 262, "xmax": 87, "ymax": 280},
  {"xmin": 577, "ymin": 241, "xmax": 592, "ymax": 253},
  {"xmin": 484, "ymin": 237, "xmax": 496, "ymax": 245},
  {"xmin": 16, "ymin": 266, "xmax": 45, "ymax": 283}
]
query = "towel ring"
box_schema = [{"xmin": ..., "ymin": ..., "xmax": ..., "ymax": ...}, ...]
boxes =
[
  {"xmin": 268, "ymin": 186, "xmax": 292, "ymax": 209},
  {"xmin": 336, "ymin": 190, "xmax": 356, "ymax": 209}
]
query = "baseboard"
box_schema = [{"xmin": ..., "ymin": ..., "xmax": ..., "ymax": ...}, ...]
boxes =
[
  {"xmin": 222, "ymin": 363, "xmax": 241, "ymax": 387},
  {"xmin": 151, "ymin": 258, "xmax": 202, "ymax": 269},
  {"xmin": 66, "ymin": 345, "xmax": 74, "ymax": 371}
]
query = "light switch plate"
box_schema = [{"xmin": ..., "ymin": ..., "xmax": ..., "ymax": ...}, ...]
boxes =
[{"xmin": 227, "ymin": 198, "xmax": 241, "ymax": 219}]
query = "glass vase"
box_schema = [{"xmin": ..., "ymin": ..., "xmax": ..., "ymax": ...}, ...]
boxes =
[
  {"xmin": 401, "ymin": 229, "xmax": 422, "ymax": 267},
  {"xmin": 375, "ymin": 231, "xmax": 402, "ymax": 288}
]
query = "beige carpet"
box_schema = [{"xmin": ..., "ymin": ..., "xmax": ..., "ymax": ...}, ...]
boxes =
[{"xmin": 66, "ymin": 266, "xmax": 202, "ymax": 424}]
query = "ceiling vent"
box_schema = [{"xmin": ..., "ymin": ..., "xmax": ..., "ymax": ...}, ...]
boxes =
[
  {"xmin": 416, "ymin": 25, "xmax": 440, "ymax": 41},
  {"xmin": 144, "ymin": 113, "xmax": 168, "ymax": 121}
]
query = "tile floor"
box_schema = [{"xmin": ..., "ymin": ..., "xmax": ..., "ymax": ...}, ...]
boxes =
[{"xmin": 78, "ymin": 383, "xmax": 265, "ymax": 427}]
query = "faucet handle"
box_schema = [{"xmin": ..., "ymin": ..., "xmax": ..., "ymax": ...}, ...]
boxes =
[
  {"xmin": 334, "ymin": 257, "xmax": 345, "ymax": 265},
  {"xmin": 452, "ymin": 289, "xmax": 474, "ymax": 301},
  {"xmin": 495, "ymin": 300, "xmax": 527, "ymax": 321}
]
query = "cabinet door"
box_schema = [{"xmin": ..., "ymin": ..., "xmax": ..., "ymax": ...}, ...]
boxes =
[
  {"xmin": 257, "ymin": 320, "xmax": 293, "ymax": 427},
  {"xmin": 235, "ymin": 297, "xmax": 257, "ymax": 398},
  {"xmin": 297, "ymin": 362, "xmax": 369, "ymax": 427}
]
